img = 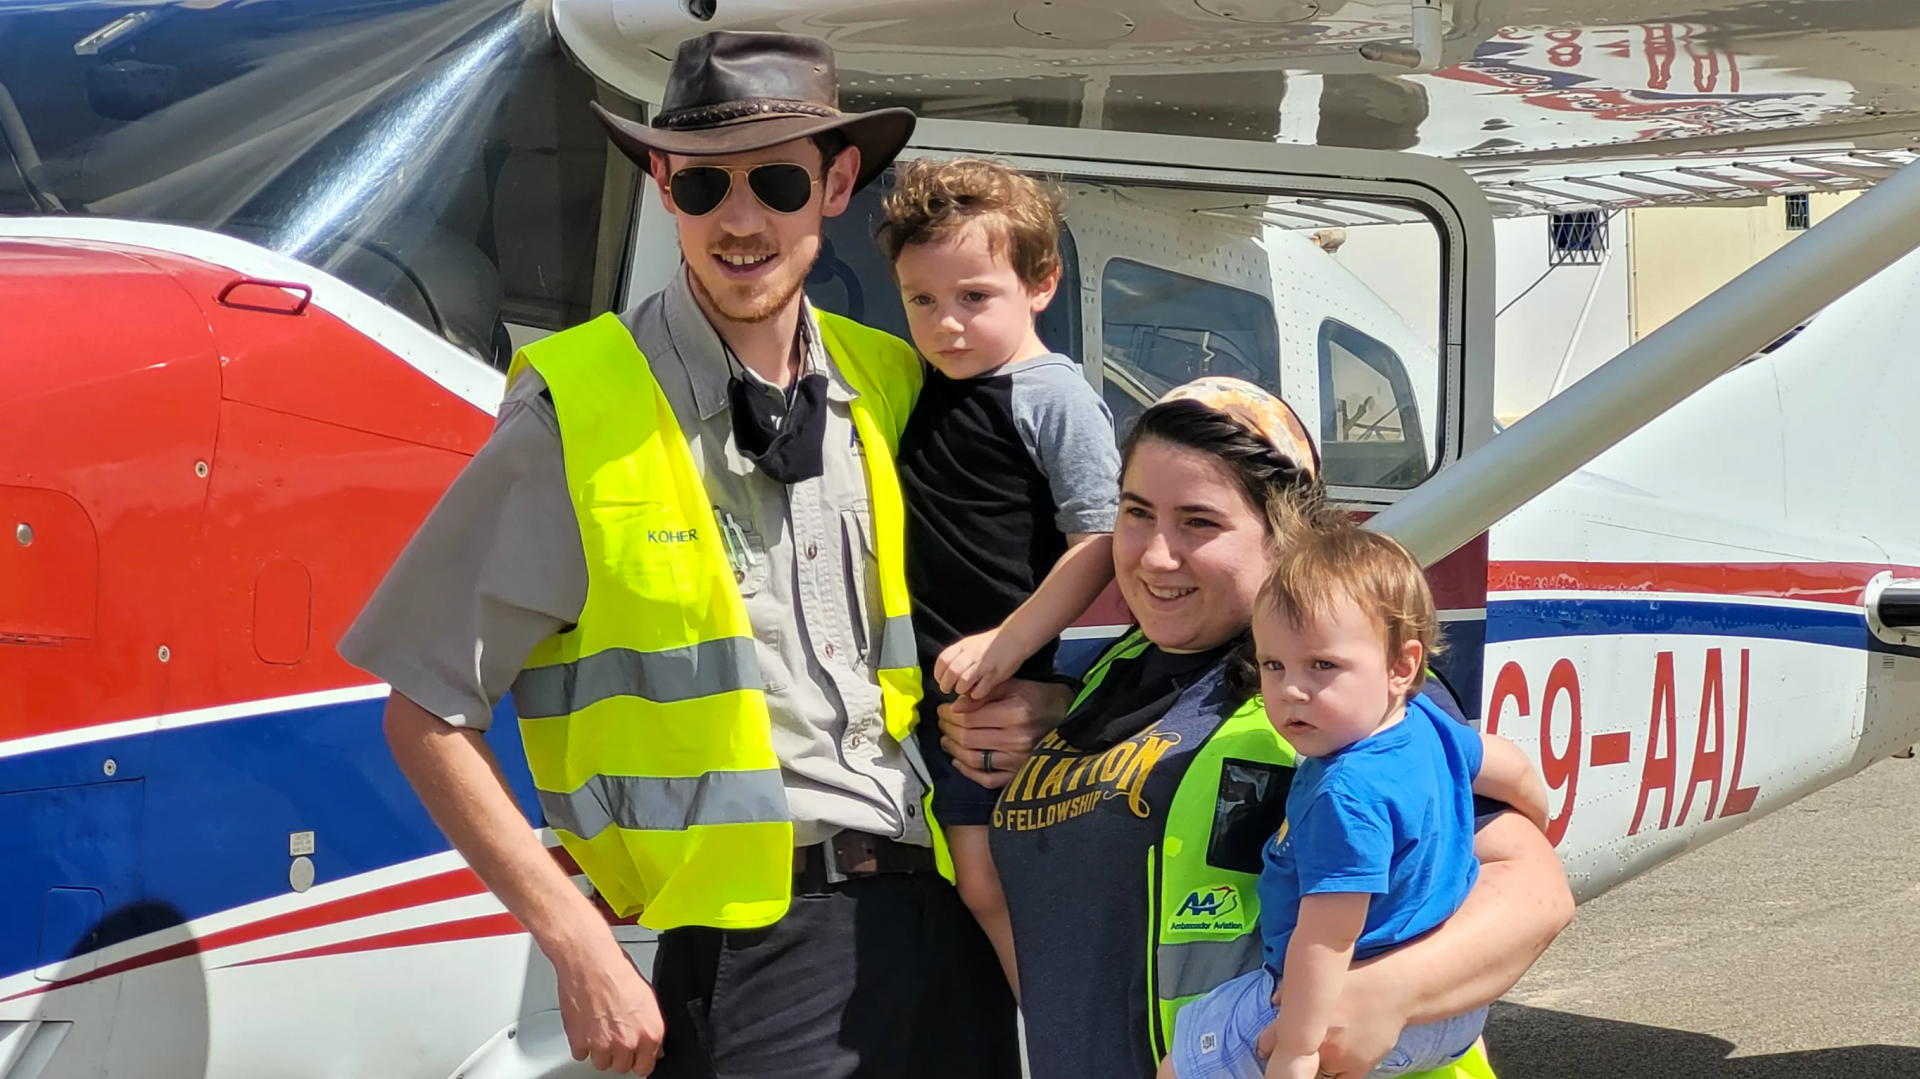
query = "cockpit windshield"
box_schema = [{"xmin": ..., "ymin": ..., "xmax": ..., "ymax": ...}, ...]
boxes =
[{"xmin": 0, "ymin": 0, "xmax": 631, "ymax": 369}]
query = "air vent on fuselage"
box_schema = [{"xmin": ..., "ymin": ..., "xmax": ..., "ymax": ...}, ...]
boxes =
[{"xmin": 1875, "ymin": 580, "xmax": 1920, "ymax": 630}]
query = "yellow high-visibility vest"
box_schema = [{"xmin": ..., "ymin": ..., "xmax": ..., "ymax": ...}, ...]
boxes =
[
  {"xmin": 1074, "ymin": 632, "xmax": 1501, "ymax": 1079},
  {"xmin": 506, "ymin": 310, "xmax": 944, "ymax": 931}
]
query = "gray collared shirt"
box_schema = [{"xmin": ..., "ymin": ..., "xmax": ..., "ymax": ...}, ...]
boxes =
[{"xmin": 339, "ymin": 270, "xmax": 930, "ymax": 847}]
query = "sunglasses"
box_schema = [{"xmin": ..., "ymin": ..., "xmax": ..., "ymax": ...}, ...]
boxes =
[{"xmin": 668, "ymin": 163, "xmax": 819, "ymax": 217}]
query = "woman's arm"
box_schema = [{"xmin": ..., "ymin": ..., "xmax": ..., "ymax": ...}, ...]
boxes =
[
  {"xmin": 1385, "ymin": 811, "xmax": 1573, "ymax": 1024},
  {"xmin": 1272, "ymin": 811, "xmax": 1573, "ymax": 1074}
]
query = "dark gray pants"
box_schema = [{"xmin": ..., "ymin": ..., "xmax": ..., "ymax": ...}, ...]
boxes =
[{"xmin": 650, "ymin": 871, "xmax": 1021, "ymax": 1079}]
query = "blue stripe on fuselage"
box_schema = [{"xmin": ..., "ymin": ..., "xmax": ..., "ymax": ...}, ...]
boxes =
[
  {"xmin": 1488, "ymin": 596, "xmax": 1871, "ymax": 650},
  {"xmin": 0, "ymin": 693, "xmax": 540, "ymax": 983}
]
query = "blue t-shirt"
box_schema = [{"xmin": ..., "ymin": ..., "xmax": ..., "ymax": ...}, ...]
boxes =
[{"xmin": 1258, "ymin": 693, "xmax": 1483, "ymax": 974}]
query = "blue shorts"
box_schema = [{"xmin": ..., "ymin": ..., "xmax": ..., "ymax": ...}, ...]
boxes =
[{"xmin": 1170, "ymin": 968, "xmax": 1486, "ymax": 1079}]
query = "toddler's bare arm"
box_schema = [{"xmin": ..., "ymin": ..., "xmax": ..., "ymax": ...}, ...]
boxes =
[
  {"xmin": 1266, "ymin": 892, "xmax": 1370, "ymax": 1079},
  {"xmin": 1474, "ymin": 733, "xmax": 1550, "ymax": 832},
  {"xmin": 936, "ymin": 532, "xmax": 1114, "ymax": 698}
]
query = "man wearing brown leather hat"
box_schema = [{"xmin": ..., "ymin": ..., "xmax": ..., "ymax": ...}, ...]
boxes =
[{"xmin": 345, "ymin": 28, "xmax": 1054, "ymax": 1079}]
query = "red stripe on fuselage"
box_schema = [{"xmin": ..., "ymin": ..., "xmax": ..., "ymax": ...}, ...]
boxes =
[
  {"xmin": 221, "ymin": 912, "xmax": 525, "ymax": 969},
  {"xmin": 4, "ymin": 867, "xmax": 489, "ymax": 1001},
  {"xmin": 6, "ymin": 845, "xmax": 587, "ymax": 1000},
  {"xmin": 1489, "ymin": 561, "xmax": 1920, "ymax": 605}
]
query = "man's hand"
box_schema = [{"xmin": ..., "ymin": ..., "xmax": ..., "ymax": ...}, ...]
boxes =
[
  {"xmin": 552, "ymin": 928, "xmax": 668, "ymax": 1074},
  {"xmin": 938, "ymin": 677, "xmax": 1073, "ymax": 788},
  {"xmin": 384, "ymin": 694, "xmax": 668, "ymax": 1071},
  {"xmin": 934, "ymin": 627, "xmax": 1022, "ymax": 700}
]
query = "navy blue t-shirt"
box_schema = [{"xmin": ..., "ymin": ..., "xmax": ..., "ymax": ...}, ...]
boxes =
[{"xmin": 1258, "ymin": 693, "xmax": 1483, "ymax": 974}]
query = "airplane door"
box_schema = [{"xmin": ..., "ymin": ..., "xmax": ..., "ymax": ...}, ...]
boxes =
[
  {"xmin": 853, "ymin": 119, "xmax": 1494, "ymax": 505},
  {"xmin": 627, "ymin": 122, "xmax": 1495, "ymax": 488},
  {"xmin": 780, "ymin": 121, "xmax": 1497, "ymax": 700}
]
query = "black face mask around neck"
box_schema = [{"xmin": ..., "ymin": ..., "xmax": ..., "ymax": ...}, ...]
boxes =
[{"xmin": 728, "ymin": 369, "xmax": 829, "ymax": 484}]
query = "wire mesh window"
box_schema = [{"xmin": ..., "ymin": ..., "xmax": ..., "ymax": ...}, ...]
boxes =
[
  {"xmin": 1786, "ymin": 193, "xmax": 1812, "ymax": 231},
  {"xmin": 1548, "ymin": 211, "xmax": 1608, "ymax": 265}
]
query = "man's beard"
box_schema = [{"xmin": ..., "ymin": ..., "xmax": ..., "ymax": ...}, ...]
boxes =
[{"xmin": 688, "ymin": 247, "xmax": 817, "ymax": 325}]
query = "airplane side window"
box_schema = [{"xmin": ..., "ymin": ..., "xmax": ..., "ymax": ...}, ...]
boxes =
[
  {"xmin": 1317, "ymin": 319, "xmax": 1430, "ymax": 489},
  {"xmin": 809, "ymin": 173, "xmax": 1081, "ymax": 361},
  {"xmin": 1099, "ymin": 259, "xmax": 1279, "ymax": 442}
]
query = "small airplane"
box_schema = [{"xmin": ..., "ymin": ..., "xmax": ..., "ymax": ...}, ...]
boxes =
[{"xmin": 4, "ymin": 1, "xmax": 1920, "ymax": 1076}]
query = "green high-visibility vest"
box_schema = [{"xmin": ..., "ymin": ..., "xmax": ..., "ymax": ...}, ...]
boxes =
[
  {"xmin": 1077, "ymin": 632, "xmax": 1499, "ymax": 1079},
  {"xmin": 507, "ymin": 311, "xmax": 946, "ymax": 931}
]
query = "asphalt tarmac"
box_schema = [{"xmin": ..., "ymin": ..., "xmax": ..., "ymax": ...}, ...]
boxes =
[{"xmin": 1485, "ymin": 756, "xmax": 1920, "ymax": 1078}]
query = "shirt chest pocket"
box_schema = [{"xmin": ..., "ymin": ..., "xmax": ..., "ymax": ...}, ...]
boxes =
[
  {"xmin": 717, "ymin": 511, "xmax": 771, "ymax": 599},
  {"xmin": 840, "ymin": 502, "xmax": 881, "ymax": 666}
]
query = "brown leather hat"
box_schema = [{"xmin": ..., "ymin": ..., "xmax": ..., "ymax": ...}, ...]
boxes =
[{"xmin": 590, "ymin": 31, "xmax": 915, "ymax": 194}]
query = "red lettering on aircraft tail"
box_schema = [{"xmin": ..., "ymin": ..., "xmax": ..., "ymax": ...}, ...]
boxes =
[
  {"xmin": 1631, "ymin": 651, "xmax": 1679, "ymax": 834},
  {"xmin": 1486, "ymin": 661, "xmax": 1529, "ymax": 737},
  {"xmin": 1676, "ymin": 649, "xmax": 1727, "ymax": 825},
  {"xmin": 1589, "ymin": 733, "xmax": 1631, "ymax": 765},
  {"xmin": 1721, "ymin": 648, "xmax": 1761, "ymax": 816},
  {"xmin": 1493, "ymin": 645, "xmax": 1764, "ymax": 846},
  {"xmin": 1541, "ymin": 659, "xmax": 1582, "ymax": 846}
]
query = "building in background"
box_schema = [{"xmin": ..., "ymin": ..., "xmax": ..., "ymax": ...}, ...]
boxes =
[{"xmin": 1491, "ymin": 191, "xmax": 1858, "ymax": 424}]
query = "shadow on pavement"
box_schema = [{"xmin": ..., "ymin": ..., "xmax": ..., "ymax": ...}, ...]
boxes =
[{"xmin": 1486, "ymin": 1002, "xmax": 1920, "ymax": 1078}]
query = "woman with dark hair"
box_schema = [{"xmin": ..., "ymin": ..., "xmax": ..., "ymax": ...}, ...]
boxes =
[{"xmin": 981, "ymin": 379, "xmax": 1571, "ymax": 1079}]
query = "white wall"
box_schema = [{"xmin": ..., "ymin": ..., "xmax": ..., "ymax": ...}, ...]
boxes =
[{"xmin": 1491, "ymin": 215, "xmax": 1631, "ymax": 424}]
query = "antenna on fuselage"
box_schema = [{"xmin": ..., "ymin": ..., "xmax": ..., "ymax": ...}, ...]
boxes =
[{"xmin": 1358, "ymin": 0, "xmax": 1442, "ymax": 73}]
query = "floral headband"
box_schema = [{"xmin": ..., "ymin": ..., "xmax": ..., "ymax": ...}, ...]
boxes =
[{"xmin": 1155, "ymin": 377, "xmax": 1320, "ymax": 481}]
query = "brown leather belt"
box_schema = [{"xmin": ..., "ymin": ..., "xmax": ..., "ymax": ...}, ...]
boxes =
[{"xmin": 793, "ymin": 831, "xmax": 937, "ymax": 890}]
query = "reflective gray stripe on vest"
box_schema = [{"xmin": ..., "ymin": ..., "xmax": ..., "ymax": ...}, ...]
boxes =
[
  {"xmin": 539, "ymin": 768, "xmax": 788, "ymax": 838},
  {"xmin": 1156, "ymin": 933, "xmax": 1264, "ymax": 1001},
  {"xmin": 877, "ymin": 613, "xmax": 917, "ymax": 671},
  {"xmin": 513, "ymin": 636, "xmax": 761, "ymax": 719}
]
